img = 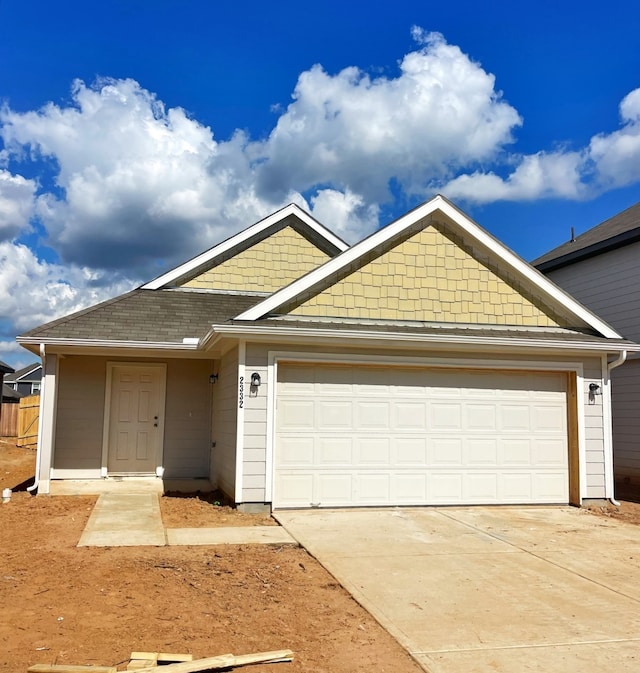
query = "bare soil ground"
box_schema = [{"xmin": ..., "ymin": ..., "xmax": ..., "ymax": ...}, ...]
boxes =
[
  {"xmin": 0, "ymin": 440, "xmax": 422, "ymax": 673},
  {"xmin": 4, "ymin": 439, "xmax": 640, "ymax": 673}
]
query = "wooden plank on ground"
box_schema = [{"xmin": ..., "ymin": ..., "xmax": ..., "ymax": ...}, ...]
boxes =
[
  {"xmin": 128, "ymin": 660, "xmax": 158, "ymax": 670},
  {"xmin": 29, "ymin": 666, "xmax": 117, "ymax": 673},
  {"xmin": 134, "ymin": 649, "xmax": 294, "ymax": 673},
  {"xmin": 157, "ymin": 654, "xmax": 194, "ymax": 663}
]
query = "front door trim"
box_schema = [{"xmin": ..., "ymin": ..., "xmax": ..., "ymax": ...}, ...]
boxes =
[{"xmin": 101, "ymin": 361, "xmax": 167, "ymax": 477}]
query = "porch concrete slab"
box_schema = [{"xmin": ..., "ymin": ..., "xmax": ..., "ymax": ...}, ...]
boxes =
[
  {"xmin": 166, "ymin": 526, "xmax": 297, "ymax": 546},
  {"xmin": 50, "ymin": 479, "xmax": 163, "ymax": 495},
  {"xmin": 275, "ymin": 507, "xmax": 640, "ymax": 673},
  {"xmin": 78, "ymin": 493, "xmax": 166, "ymax": 546}
]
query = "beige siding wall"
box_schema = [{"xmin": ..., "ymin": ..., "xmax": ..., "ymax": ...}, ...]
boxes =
[
  {"xmin": 182, "ymin": 226, "xmax": 330, "ymax": 293},
  {"xmin": 211, "ymin": 347, "xmax": 239, "ymax": 498},
  {"xmin": 53, "ymin": 355, "xmax": 214, "ymax": 477},
  {"xmin": 546, "ymin": 245, "xmax": 640, "ymax": 485},
  {"xmin": 54, "ymin": 356, "xmax": 105, "ymax": 470},
  {"xmin": 242, "ymin": 342, "xmax": 607, "ymax": 503},
  {"xmin": 242, "ymin": 345, "xmax": 270, "ymax": 502},
  {"xmin": 163, "ymin": 359, "xmax": 214, "ymax": 479},
  {"xmin": 289, "ymin": 224, "xmax": 568, "ymax": 327}
]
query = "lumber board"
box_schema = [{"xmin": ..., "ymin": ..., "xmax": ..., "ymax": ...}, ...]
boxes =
[
  {"xmin": 130, "ymin": 653, "xmax": 160, "ymax": 662},
  {"xmin": 29, "ymin": 666, "xmax": 117, "ymax": 673},
  {"xmin": 128, "ymin": 660, "xmax": 158, "ymax": 670},
  {"xmin": 157, "ymin": 654, "xmax": 193, "ymax": 663},
  {"xmin": 133, "ymin": 649, "xmax": 294, "ymax": 673}
]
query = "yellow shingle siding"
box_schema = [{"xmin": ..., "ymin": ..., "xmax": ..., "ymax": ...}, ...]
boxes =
[
  {"xmin": 289, "ymin": 223, "xmax": 568, "ymax": 327},
  {"xmin": 181, "ymin": 227, "xmax": 330, "ymax": 293}
]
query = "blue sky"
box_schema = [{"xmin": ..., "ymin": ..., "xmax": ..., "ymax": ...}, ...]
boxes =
[{"xmin": 1, "ymin": 0, "xmax": 639, "ymax": 367}]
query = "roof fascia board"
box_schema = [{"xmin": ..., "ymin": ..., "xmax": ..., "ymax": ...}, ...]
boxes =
[
  {"xmin": 207, "ymin": 324, "xmax": 636, "ymax": 353},
  {"xmin": 17, "ymin": 336, "xmax": 200, "ymax": 351},
  {"xmin": 142, "ymin": 204, "xmax": 348, "ymax": 290},
  {"xmin": 236, "ymin": 195, "xmax": 622, "ymax": 339}
]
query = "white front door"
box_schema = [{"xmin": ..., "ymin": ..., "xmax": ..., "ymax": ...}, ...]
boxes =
[{"xmin": 107, "ymin": 364, "xmax": 166, "ymax": 475}]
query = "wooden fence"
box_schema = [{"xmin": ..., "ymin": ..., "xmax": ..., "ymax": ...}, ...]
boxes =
[
  {"xmin": 17, "ymin": 394, "xmax": 40, "ymax": 447},
  {"xmin": 0, "ymin": 401, "xmax": 19, "ymax": 437},
  {"xmin": 0, "ymin": 395, "xmax": 40, "ymax": 445}
]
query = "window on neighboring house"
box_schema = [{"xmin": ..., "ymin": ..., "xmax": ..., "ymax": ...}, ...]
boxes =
[{"xmin": 31, "ymin": 382, "xmax": 41, "ymax": 394}]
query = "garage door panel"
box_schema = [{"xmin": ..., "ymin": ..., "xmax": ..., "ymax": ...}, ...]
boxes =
[
  {"xmin": 394, "ymin": 402, "xmax": 427, "ymax": 430},
  {"xmin": 317, "ymin": 473, "xmax": 352, "ymax": 504},
  {"xmin": 430, "ymin": 438, "xmax": 463, "ymax": 465},
  {"xmin": 466, "ymin": 438, "xmax": 498, "ymax": 466},
  {"xmin": 278, "ymin": 437, "xmax": 315, "ymax": 467},
  {"xmin": 392, "ymin": 474, "xmax": 428, "ymax": 501},
  {"xmin": 500, "ymin": 439, "xmax": 532, "ymax": 465},
  {"xmin": 358, "ymin": 473, "xmax": 391, "ymax": 503},
  {"xmin": 501, "ymin": 405, "xmax": 531, "ymax": 431},
  {"xmin": 356, "ymin": 437, "xmax": 391, "ymax": 465},
  {"xmin": 396, "ymin": 437, "xmax": 429, "ymax": 464},
  {"xmin": 355, "ymin": 401, "xmax": 390, "ymax": 429},
  {"xmin": 430, "ymin": 403, "xmax": 463, "ymax": 430},
  {"xmin": 275, "ymin": 365, "xmax": 569, "ymax": 508},
  {"xmin": 466, "ymin": 473, "xmax": 499, "ymax": 500},
  {"xmin": 317, "ymin": 437, "xmax": 353, "ymax": 465},
  {"xmin": 317, "ymin": 400, "xmax": 353, "ymax": 428},
  {"xmin": 466, "ymin": 404, "xmax": 497, "ymax": 431},
  {"xmin": 278, "ymin": 399, "xmax": 315, "ymax": 430}
]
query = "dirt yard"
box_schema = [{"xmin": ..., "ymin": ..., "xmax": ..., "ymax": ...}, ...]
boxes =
[
  {"xmin": 3, "ymin": 439, "xmax": 640, "ymax": 673},
  {"xmin": 0, "ymin": 440, "xmax": 423, "ymax": 673}
]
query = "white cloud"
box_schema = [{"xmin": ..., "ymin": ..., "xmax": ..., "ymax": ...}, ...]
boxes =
[
  {"xmin": 310, "ymin": 189, "xmax": 379, "ymax": 243},
  {"xmin": 0, "ymin": 242, "xmax": 134, "ymax": 333},
  {"xmin": 255, "ymin": 31, "xmax": 521, "ymax": 202},
  {"xmin": 442, "ymin": 86, "xmax": 640, "ymax": 204},
  {"xmin": 0, "ymin": 170, "xmax": 37, "ymax": 240}
]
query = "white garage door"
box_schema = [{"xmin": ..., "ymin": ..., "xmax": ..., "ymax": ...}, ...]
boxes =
[{"xmin": 274, "ymin": 363, "xmax": 568, "ymax": 508}]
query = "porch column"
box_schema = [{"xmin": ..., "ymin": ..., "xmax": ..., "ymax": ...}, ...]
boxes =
[{"xmin": 36, "ymin": 353, "xmax": 58, "ymax": 494}]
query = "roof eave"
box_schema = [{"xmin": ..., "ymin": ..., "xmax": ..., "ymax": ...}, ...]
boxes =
[{"xmin": 206, "ymin": 323, "xmax": 636, "ymax": 353}]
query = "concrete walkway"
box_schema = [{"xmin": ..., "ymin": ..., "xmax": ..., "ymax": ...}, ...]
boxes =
[
  {"xmin": 78, "ymin": 493, "xmax": 296, "ymax": 547},
  {"xmin": 275, "ymin": 507, "xmax": 640, "ymax": 673}
]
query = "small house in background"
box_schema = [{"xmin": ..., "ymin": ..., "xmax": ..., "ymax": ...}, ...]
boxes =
[
  {"xmin": 5, "ymin": 363, "xmax": 42, "ymax": 396},
  {"xmin": 0, "ymin": 360, "xmax": 16, "ymax": 436},
  {"xmin": 534, "ymin": 202, "xmax": 640, "ymax": 492}
]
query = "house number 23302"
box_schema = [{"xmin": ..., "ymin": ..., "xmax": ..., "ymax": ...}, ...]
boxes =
[{"xmin": 238, "ymin": 376, "xmax": 244, "ymax": 409}]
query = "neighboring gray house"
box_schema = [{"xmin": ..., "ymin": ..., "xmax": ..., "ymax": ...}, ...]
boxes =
[
  {"xmin": 534, "ymin": 202, "xmax": 640, "ymax": 490},
  {"xmin": 5, "ymin": 363, "xmax": 42, "ymax": 396},
  {"xmin": 0, "ymin": 360, "xmax": 15, "ymax": 426}
]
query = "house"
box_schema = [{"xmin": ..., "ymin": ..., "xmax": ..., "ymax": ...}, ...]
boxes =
[
  {"xmin": 5, "ymin": 363, "xmax": 42, "ymax": 396},
  {"xmin": 17, "ymin": 197, "xmax": 636, "ymax": 509},
  {"xmin": 0, "ymin": 359, "xmax": 15, "ymax": 428},
  {"xmin": 534, "ymin": 201, "xmax": 640, "ymax": 490}
]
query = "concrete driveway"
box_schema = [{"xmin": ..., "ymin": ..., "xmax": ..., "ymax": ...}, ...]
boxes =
[{"xmin": 275, "ymin": 507, "xmax": 640, "ymax": 673}]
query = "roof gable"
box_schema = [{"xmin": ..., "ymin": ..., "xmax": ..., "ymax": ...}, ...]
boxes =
[
  {"xmin": 236, "ymin": 195, "xmax": 621, "ymax": 339},
  {"xmin": 143, "ymin": 203, "xmax": 348, "ymax": 290},
  {"xmin": 5, "ymin": 363, "xmax": 41, "ymax": 382}
]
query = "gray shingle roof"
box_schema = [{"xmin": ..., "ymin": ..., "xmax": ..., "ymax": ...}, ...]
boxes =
[
  {"xmin": 20, "ymin": 290, "xmax": 263, "ymax": 342},
  {"xmin": 233, "ymin": 317, "xmax": 634, "ymax": 347},
  {"xmin": 4, "ymin": 363, "xmax": 41, "ymax": 383},
  {"xmin": 0, "ymin": 360, "xmax": 14, "ymax": 374},
  {"xmin": 533, "ymin": 201, "xmax": 640, "ymax": 271}
]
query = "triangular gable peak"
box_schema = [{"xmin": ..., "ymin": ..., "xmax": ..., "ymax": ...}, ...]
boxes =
[
  {"xmin": 142, "ymin": 204, "xmax": 348, "ymax": 291},
  {"xmin": 236, "ymin": 196, "xmax": 621, "ymax": 338}
]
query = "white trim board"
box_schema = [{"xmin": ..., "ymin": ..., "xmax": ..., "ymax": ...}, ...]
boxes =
[
  {"xmin": 142, "ymin": 203, "xmax": 349, "ymax": 290},
  {"xmin": 236, "ymin": 195, "xmax": 621, "ymax": 340}
]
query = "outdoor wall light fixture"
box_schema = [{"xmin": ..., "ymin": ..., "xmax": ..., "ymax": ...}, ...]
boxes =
[
  {"xmin": 588, "ymin": 382, "xmax": 601, "ymax": 404},
  {"xmin": 209, "ymin": 373, "xmax": 218, "ymax": 384},
  {"xmin": 251, "ymin": 372, "xmax": 261, "ymax": 387}
]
